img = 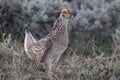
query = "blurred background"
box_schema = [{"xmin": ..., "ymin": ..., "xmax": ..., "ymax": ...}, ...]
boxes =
[{"xmin": 0, "ymin": 0, "xmax": 120, "ymax": 80}]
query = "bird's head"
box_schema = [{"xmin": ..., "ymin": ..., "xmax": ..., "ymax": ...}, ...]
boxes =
[{"xmin": 60, "ymin": 8, "xmax": 71, "ymax": 19}]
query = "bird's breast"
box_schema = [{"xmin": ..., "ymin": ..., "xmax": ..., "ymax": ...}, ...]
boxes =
[{"xmin": 52, "ymin": 31, "xmax": 69, "ymax": 51}]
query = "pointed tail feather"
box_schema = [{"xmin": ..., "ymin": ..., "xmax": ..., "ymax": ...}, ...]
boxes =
[{"xmin": 24, "ymin": 26, "xmax": 37, "ymax": 56}]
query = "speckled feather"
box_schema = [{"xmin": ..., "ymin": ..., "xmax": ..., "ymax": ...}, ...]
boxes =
[
  {"xmin": 28, "ymin": 37, "xmax": 52, "ymax": 62},
  {"xmin": 24, "ymin": 8, "xmax": 71, "ymax": 79}
]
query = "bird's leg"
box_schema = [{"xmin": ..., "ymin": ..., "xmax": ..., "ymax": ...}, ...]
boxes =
[
  {"xmin": 52, "ymin": 63, "xmax": 61, "ymax": 79},
  {"xmin": 29, "ymin": 60, "xmax": 39, "ymax": 74},
  {"xmin": 56, "ymin": 52, "xmax": 68, "ymax": 77},
  {"xmin": 45, "ymin": 63, "xmax": 59, "ymax": 80},
  {"xmin": 49, "ymin": 64, "xmax": 61, "ymax": 80},
  {"xmin": 46, "ymin": 64, "xmax": 53, "ymax": 80}
]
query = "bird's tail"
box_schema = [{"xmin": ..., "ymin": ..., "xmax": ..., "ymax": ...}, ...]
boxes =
[
  {"xmin": 24, "ymin": 24, "xmax": 30, "ymax": 33},
  {"xmin": 24, "ymin": 24, "xmax": 37, "ymax": 55}
]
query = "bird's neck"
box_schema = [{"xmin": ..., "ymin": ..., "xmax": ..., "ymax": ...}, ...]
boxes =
[
  {"xmin": 63, "ymin": 18, "xmax": 69, "ymax": 27},
  {"xmin": 48, "ymin": 15, "xmax": 69, "ymax": 40},
  {"xmin": 58, "ymin": 17, "xmax": 69, "ymax": 34},
  {"xmin": 60, "ymin": 15, "xmax": 69, "ymax": 31}
]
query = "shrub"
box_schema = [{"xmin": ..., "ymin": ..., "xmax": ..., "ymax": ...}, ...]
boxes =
[
  {"xmin": 0, "ymin": 0, "xmax": 120, "ymax": 54},
  {"xmin": 0, "ymin": 0, "xmax": 70, "ymax": 41}
]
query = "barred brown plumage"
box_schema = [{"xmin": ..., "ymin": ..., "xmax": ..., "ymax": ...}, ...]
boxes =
[
  {"xmin": 24, "ymin": 8, "xmax": 71, "ymax": 79},
  {"xmin": 28, "ymin": 38, "xmax": 52, "ymax": 61}
]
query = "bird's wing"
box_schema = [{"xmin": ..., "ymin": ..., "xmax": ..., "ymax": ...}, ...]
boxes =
[{"xmin": 28, "ymin": 37, "xmax": 52, "ymax": 61}]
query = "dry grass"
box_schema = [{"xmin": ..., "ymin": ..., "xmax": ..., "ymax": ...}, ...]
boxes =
[{"xmin": 0, "ymin": 35, "xmax": 120, "ymax": 80}]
